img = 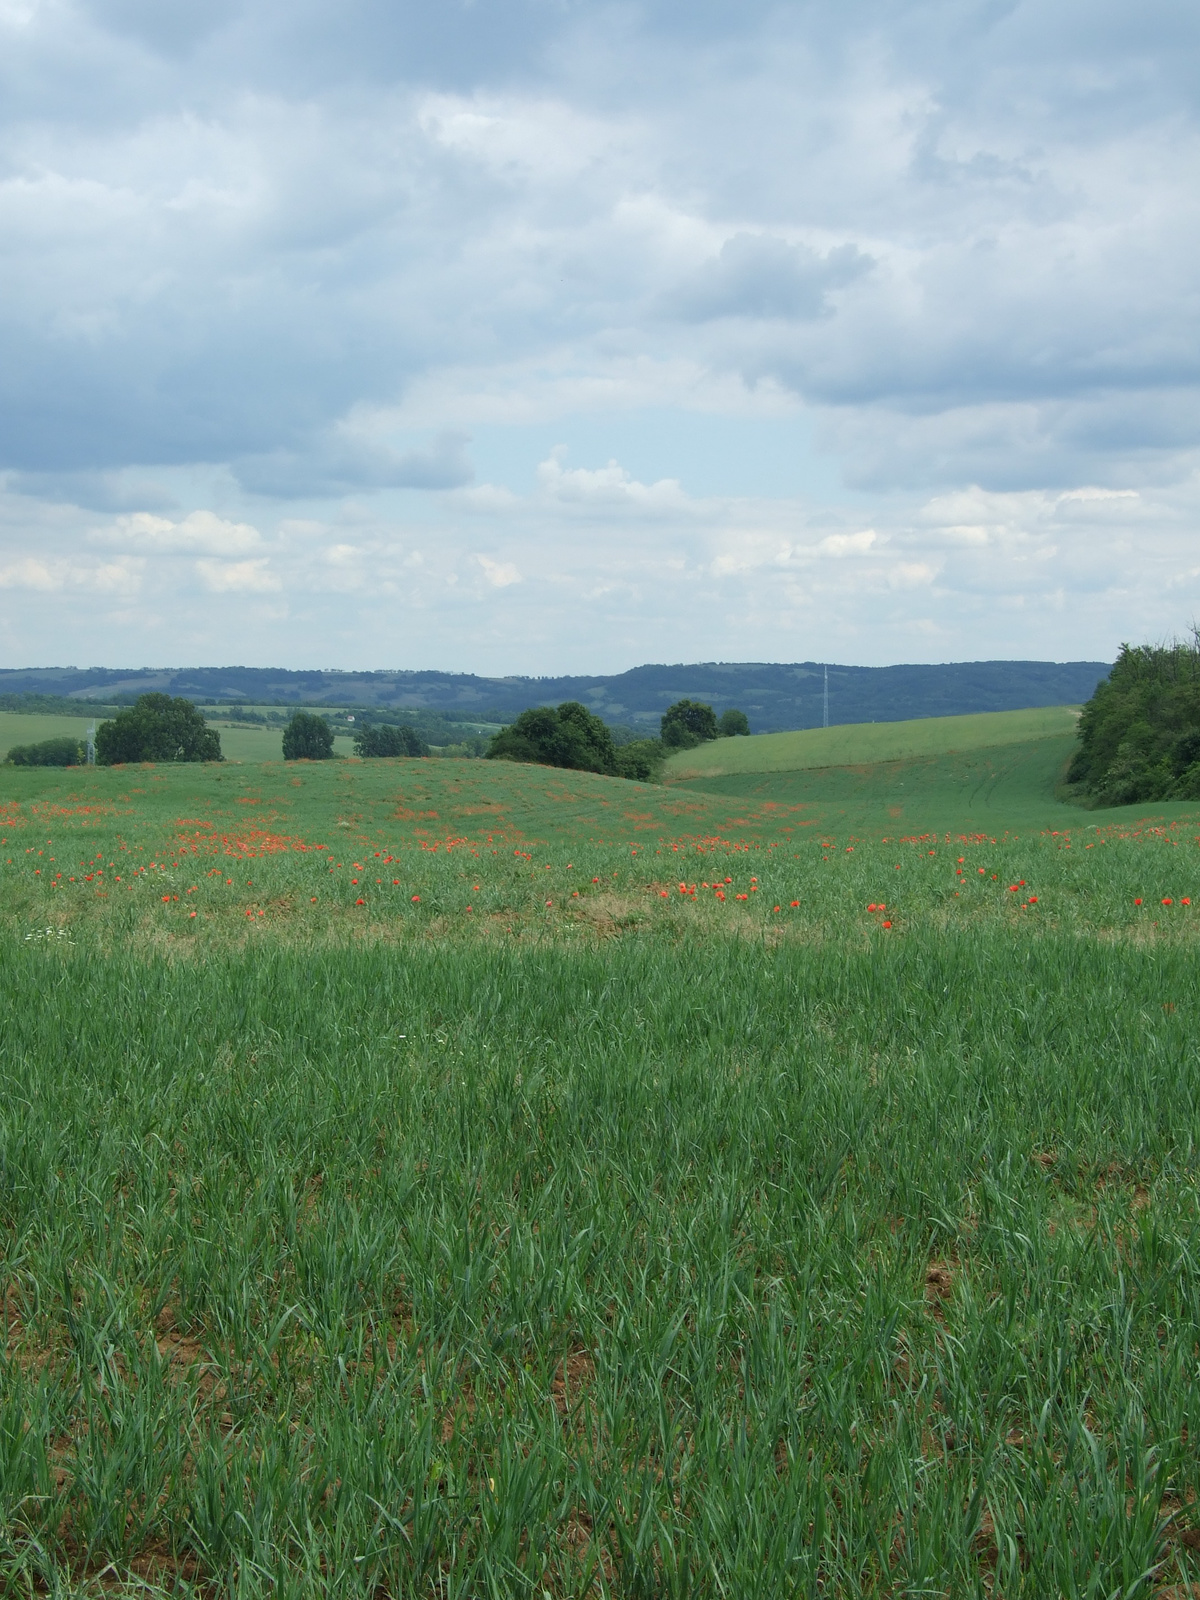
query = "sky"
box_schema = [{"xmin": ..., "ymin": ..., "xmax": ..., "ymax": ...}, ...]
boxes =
[{"xmin": 1, "ymin": 0, "xmax": 1198, "ymax": 674}]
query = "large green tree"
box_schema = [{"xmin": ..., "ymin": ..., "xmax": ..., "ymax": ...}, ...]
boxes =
[
  {"xmin": 661, "ymin": 699, "xmax": 719, "ymax": 750},
  {"xmin": 95, "ymin": 695, "xmax": 221, "ymax": 765},
  {"xmin": 488, "ymin": 702, "xmax": 618, "ymax": 774},
  {"xmin": 353, "ymin": 722, "xmax": 429, "ymax": 758},
  {"xmin": 718, "ymin": 708, "xmax": 750, "ymax": 738},
  {"xmin": 282, "ymin": 711, "xmax": 335, "ymax": 761},
  {"xmin": 1068, "ymin": 636, "xmax": 1200, "ymax": 805}
]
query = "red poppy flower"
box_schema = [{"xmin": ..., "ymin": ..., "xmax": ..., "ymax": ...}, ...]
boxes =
[
  {"xmin": 882, "ymin": 920, "xmax": 892, "ymax": 929},
  {"xmin": 1163, "ymin": 897, "xmax": 1173, "ymax": 905},
  {"xmin": 715, "ymin": 890, "xmax": 725, "ymax": 901},
  {"xmin": 411, "ymin": 894, "xmax": 420, "ymax": 902},
  {"xmin": 790, "ymin": 900, "xmax": 799, "ymax": 908},
  {"xmin": 1134, "ymin": 898, "xmax": 1143, "ymax": 905},
  {"xmin": 355, "ymin": 898, "xmax": 365, "ymax": 905}
]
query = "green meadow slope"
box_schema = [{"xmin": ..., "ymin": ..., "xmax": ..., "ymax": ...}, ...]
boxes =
[
  {"xmin": 663, "ymin": 704, "xmax": 1081, "ymax": 780},
  {"xmin": 662, "ymin": 705, "xmax": 1100, "ymax": 833}
]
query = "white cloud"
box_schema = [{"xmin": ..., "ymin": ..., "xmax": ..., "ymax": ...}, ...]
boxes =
[
  {"xmin": 0, "ymin": 556, "xmax": 63, "ymax": 590},
  {"xmin": 535, "ymin": 453, "xmax": 688, "ymax": 512},
  {"xmin": 194, "ymin": 557, "xmax": 281, "ymax": 593},
  {"xmin": 0, "ymin": 552, "xmax": 142, "ymax": 592},
  {"xmin": 818, "ymin": 530, "xmax": 877, "ymax": 558},
  {"xmin": 100, "ymin": 509, "xmax": 262, "ymax": 556},
  {"xmin": 476, "ymin": 555, "xmax": 520, "ymax": 587}
]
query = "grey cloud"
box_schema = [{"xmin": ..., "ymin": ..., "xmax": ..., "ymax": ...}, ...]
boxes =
[
  {"xmin": 85, "ymin": 0, "xmax": 244, "ymax": 54},
  {"xmin": 671, "ymin": 235, "xmax": 872, "ymax": 323},
  {"xmin": 234, "ymin": 432, "xmax": 474, "ymax": 497},
  {"xmin": 5, "ymin": 470, "xmax": 178, "ymax": 513},
  {"xmin": 818, "ymin": 390, "xmax": 1200, "ymax": 495}
]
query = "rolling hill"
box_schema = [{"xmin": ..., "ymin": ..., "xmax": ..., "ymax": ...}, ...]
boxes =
[
  {"xmin": 662, "ymin": 706, "xmax": 1081, "ymax": 780},
  {"xmin": 0, "ymin": 658, "xmax": 1110, "ymax": 733}
]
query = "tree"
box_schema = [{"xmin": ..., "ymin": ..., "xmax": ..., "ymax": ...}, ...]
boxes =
[
  {"xmin": 6, "ymin": 736, "xmax": 83, "ymax": 767},
  {"xmin": 353, "ymin": 722, "xmax": 429, "ymax": 758},
  {"xmin": 614, "ymin": 739, "xmax": 665, "ymax": 781},
  {"xmin": 718, "ymin": 708, "xmax": 750, "ymax": 738},
  {"xmin": 661, "ymin": 699, "xmax": 719, "ymax": 750},
  {"xmin": 1067, "ymin": 634, "xmax": 1200, "ymax": 805},
  {"xmin": 488, "ymin": 701, "xmax": 618, "ymax": 774},
  {"xmin": 95, "ymin": 694, "xmax": 221, "ymax": 765},
  {"xmin": 282, "ymin": 711, "xmax": 336, "ymax": 761}
]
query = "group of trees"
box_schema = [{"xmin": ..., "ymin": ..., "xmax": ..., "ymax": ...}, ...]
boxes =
[
  {"xmin": 280, "ymin": 713, "xmax": 431, "ymax": 760},
  {"xmin": 353, "ymin": 722, "xmax": 430, "ymax": 759},
  {"xmin": 488, "ymin": 702, "xmax": 637, "ymax": 778},
  {"xmin": 486, "ymin": 696, "xmax": 749, "ymax": 779},
  {"xmin": 6, "ymin": 736, "xmax": 84, "ymax": 767},
  {"xmin": 1069, "ymin": 635, "xmax": 1200, "ymax": 805},
  {"xmin": 281, "ymin": 711, "xmax": 335, "ymax": 761},
  {"xmin": 661, "ymin": 699, "xmax": 749, "ymax": 749},
  {"xmin": 4, "ymin": 688, "xmax": 752, "ymax": 780}
]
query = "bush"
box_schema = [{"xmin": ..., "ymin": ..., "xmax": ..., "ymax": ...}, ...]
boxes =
[
  {"xmin": 353, "ymin": 723, "xmax": 429, "ymax": 758},
  {"xmin": 614, "ymin": 739, "xmax": 666, "ymax": 782},
  {"xmin": 283, "ymin": 711, "xmax": 335, "ymax": 761},
  {"xmin": 488, "ymin": 702, "xmax": 618, "ymax": 774},
  {"xmin": 661, "ymin": 699, "xmax": 718, "ymax": 750},
  {"xmin": 6, "ymin": 736, "xmax": 83, "ymax": 767},
  {"xmin": 1068, "ymin": 635, "xmax": 1200, "ymax": 805},
  {"xmin": 718, "ymin": 708, "xmax": 750, "ymax": 738},
  {"xmin": 95, "ymin": 695, "xmax": 221, "ymax": 765}
]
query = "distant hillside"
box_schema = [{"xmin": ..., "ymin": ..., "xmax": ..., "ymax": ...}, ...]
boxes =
[{"xmin": 0, "ymin": 659, "xmax": 1111, "ymax": 734}]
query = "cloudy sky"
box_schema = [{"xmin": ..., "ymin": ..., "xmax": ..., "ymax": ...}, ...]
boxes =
[{"xmin": 1, "ymin": 0, "xmax": 1197, "ymax": 673}]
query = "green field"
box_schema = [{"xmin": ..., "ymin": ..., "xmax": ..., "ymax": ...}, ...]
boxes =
[
  {"xmin": 0, "ymin": 711, "xmax": 357, "ymax": 766},
  {"xmin": 0, "ymin": 710, "xmax": 98, "ymax": 759},
  {"xmin": 668, "ymin": 734, "xmax": 1088, "ymax": 832},
  {"xmin": 662, "ymin": 704, "xmax": 1081, "ymax": 781},
  {"xmin": 4, "ymin": 719, "xmax": 1200, "ymax": 1597}
]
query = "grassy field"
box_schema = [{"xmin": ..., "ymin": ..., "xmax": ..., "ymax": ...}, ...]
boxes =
[
  {"xmin": 0, "ymin": 710, "xmax": 98, "ymax": 760},
  {"xmin": 4, "ymin": 741, "xmax": 1200, "ymax": 1597},
  {"xmin": 668, "ymin": 734, "xmax": 1089, "ymax": 834},
  {"xmin": 662, "ymin": 705, "xmax": 1081, "ymax": 782},
  {"xmin": 0, "ymin": 711, "xmax": 361, "ymax": 766}
]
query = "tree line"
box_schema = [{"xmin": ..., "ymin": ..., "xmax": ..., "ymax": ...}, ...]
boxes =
[
  {"xmin": 486, "ymin": 698, "xmax": 748, "ymax": 779},
  {"xmin": 1068, "ymin": 634, "xmax": 1200, "ymax": 805},
  {"xmin": 3, "ymin": 692, "xmax": 751, "ymax": 779}
]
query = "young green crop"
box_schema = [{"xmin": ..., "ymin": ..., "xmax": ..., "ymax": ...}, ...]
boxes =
[{"xmin": 1, "ymin": 756, "xmax": 1199, "ymax": 1597}]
